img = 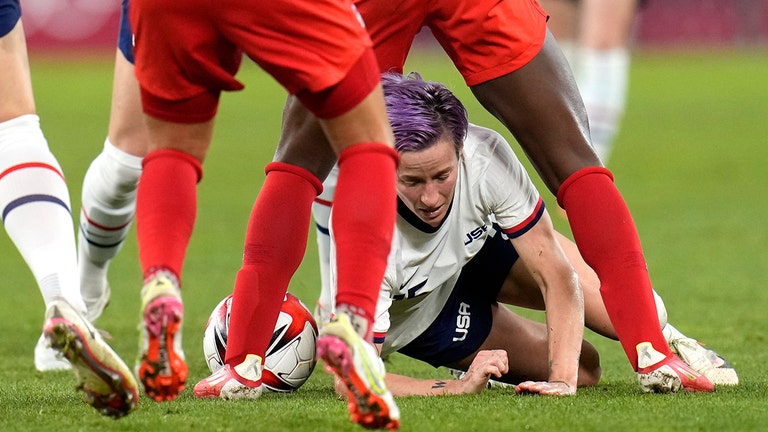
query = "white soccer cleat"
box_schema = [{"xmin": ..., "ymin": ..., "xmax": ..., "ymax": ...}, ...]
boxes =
[
  {"xmin": 664, "ymin": 324, "xmax": 738, "ymax": 386},
  {"xmin": 35, "ymin": 333, "xmax": 71, "ymax": 371},
  {"xmin": 194, "ymin": 354, "xmax": 264, "ymax": 400},
  {"xmin": 317, "ymin": 313, "xmax": 400, "ymax": 430},
  {"xmin": 43, "ymin": 299, "xmax": 138, "ymax": 418},
  {"xmin": 636, "ymin": 342, "xmax": 714, "ymax": 393}
]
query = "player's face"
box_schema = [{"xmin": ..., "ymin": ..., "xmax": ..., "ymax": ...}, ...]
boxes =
[{"xmin": 396, "ymin": 138, "xmax": 459, "ymax": 227}]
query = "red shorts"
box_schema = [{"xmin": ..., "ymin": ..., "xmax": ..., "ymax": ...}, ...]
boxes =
[
  {"xmin": 356, "ymin": 0, "xmax": 549, "ymax": 86},
  {"xmin": 130, "ymin": 0, "xmax": 376, "ymax": 123}
]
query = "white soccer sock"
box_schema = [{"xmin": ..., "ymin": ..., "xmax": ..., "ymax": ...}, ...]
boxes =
[
  {"xmin": 78, "ymin": 138, "xmax": 142, "ymax": 304},
  {"xmin": 653, "ymin": 290, "xmax": 668, "ymax": 330},
  {"xmin": 313, "ymin": 212, "xmax": 333, "ymax": 324},
  {"xmin": 575, "ymin": 47, "xmax": 630, "ymax": 164},
  {"xmin": 0, "ymin": 114, "xmax": 86, "ymax": 313},
  {"xmin": 662, "ymin": 323, "xmax": 687, "ymax": 343},
  {"xmin": 312, "ymin": 165, "xmax": 338, "ymax": 325},
  {"xmin": 654, "ymin": 291, "xmax": 689, "ymax": 344}
]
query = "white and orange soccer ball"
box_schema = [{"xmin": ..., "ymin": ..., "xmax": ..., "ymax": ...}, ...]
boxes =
[{"xmin": 202, "ymin": 292, "xmax": 319, "ymax": 392}]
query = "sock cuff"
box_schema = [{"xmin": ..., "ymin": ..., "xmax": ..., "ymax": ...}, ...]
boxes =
[
  {"xmin": 142, "ymin": 265, "xmax": 181, "ymax": 288},
  {"xmin": 0, "ymin": 115, "xmax": 61, "ymax": 176},
  {"xmin": 557, "ymin": 166, "xmax": 614, "ymax": 207},
  {"xmin": 0, "ymin": 114, "xmax": 41, "ymax": 135},
  {"xmin": 265, "ymin": 162, "xmax": 323, "ymax": 195},
  {"xmin": 143, "ymin": 149, "xmax": 203, "ymax": 183},
  {"xmin": 103, "ymin": 138, "xmax": 144, "ymax": 171},
  {"xmin": 338, "ymin": 142, "xmax": 399, "ymax": 167}
]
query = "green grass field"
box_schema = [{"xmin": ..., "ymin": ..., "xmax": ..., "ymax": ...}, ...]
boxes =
[{"xmin": 1, "ymin": 46, "xmax": 767, "ymax": 431}]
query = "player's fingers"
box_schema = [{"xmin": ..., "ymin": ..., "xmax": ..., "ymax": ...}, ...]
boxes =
[
  {"xmin": 486, "ymin": 360, "xmax": 505, "ymax": 378},
  {"xmin": 518, "ymin": 380, "xmax": 576, "ymax": 396},
  {"xmin": 484, "ymin": 363, "xmax": 503, "ymax": 379},
  {"xmin": 548, "ymin": 381, "xmax": 576, "ymax": 396},
  {"xmin": 483, "ymin": 350, "xmax": 508, "ymax": 374},
  {"xmin": 494, "ymin": 351, "xmax": 509, "ymax": 374},
  {"xmin": 514, "ymin": 380, "xmax": 537, "ymax": 394}
]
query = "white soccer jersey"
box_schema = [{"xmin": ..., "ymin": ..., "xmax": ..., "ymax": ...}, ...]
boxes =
[
  {"xmin": 367, "ymin": 124, "xmax": 544, "ymax": 356},
  {"xmin": 326, "ymin": 124, "xmax": 543, "ymax": 354}
]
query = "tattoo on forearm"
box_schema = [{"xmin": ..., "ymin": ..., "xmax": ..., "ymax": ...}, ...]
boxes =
[{"xmin": 432, "ymin": 380, "xmax": 447, "ymax": 389}]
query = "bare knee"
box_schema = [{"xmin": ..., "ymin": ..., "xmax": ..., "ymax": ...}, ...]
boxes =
[{"xmin": 577, "ymin": 340, "xmax": 602, "ymax": 387}]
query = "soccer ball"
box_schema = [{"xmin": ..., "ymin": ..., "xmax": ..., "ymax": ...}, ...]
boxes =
[{"xmin": 202, "ymin": 292, "xmax": 319, "ymax": 392}]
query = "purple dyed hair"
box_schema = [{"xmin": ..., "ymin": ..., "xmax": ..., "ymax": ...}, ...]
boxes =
[{"xmin": 381, "ymin": 72, "xmax": 468, "ymax": 155}]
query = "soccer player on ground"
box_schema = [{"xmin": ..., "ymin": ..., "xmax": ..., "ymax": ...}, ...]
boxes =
[
  {"xmin": 314, "ymin": 73, "xmax": 738, "ymax": 396},
  {"xmin": 540, "ymin": 0, "xmax": 642, "ymax": 164},
  {"xmin": 276, "ymin": 0, "xmax": 713, "ymax": 393},
  {"xmin": 0, "ymin": 0, "xmax": 138, "ymax": 418},
  {"xmin": 127, "ymin": 0, "xmax": 400, "ymax": 428},
  {"xmin": 77, "ymin": 0, "xmax": 711, "ymax": 395}
]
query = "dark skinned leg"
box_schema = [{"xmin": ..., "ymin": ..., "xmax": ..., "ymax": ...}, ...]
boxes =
[
  {"xmin": 470, "ymin": 29, "xmax": 599, "ymax": 195},
  {"xmin": 273, "ymin": 95, "xmax": 338, "ymax": 181},
  {"xmin": 471, "ymin": 29, "xmax": 671, "ymax": 370}
]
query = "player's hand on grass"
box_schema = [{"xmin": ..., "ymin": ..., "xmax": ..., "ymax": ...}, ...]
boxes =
[
  {"xmin": 459, "ymin": 349, "xmax": 509, "ymax": 393},
  {"xmin": 514, "ymin": 380, "xmax": 576, "ymax": 396}
]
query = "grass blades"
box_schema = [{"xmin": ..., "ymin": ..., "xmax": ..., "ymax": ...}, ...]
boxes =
[{"xmin": 0, "ymin": 47, "xmax": 766, "ymax": 431}]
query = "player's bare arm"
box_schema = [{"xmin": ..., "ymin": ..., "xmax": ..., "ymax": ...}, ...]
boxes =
[
  {"xmin": 509, "ymin": 210, "xmax": 584, "ymax": 392},
  {"xmin": 331, "ymin": 346, "xmax": 509, "ymax": 397},
  {"xmin": 382, "ymin": 349, "xmax": 509, "ymax": 396}
]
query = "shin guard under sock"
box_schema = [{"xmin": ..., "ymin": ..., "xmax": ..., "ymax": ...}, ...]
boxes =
[
  {"xmin": 558, "ymin": 167, "xmax": 670, "ymax": 369},
  {"xmin": 332, "ymin": 143, "xmax": 398, "ymax": 328},
  {"xmin": 225, "ymin": 162, "xmax": 322, "ymax": 365},
  {"xmin": 136, "ymin": 149, "xmax": 202, "ymax": 279}
]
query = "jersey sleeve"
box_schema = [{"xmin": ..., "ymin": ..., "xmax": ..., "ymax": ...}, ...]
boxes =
[
  {"xmin": 329, "ymin": 203, "xmax": 395, "ymax": 345},
  {"xmin": 466, "ymin": 125, "xmax": 544, "ymax": 237}
]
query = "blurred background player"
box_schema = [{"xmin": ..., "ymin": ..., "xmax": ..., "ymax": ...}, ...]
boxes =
[
  {"xmin": 539, "ymin": 0, "xmax": 642, "ymax": 164},
  {"xmin": 127, "ymin": 0, "xmax": 400, "ymax": 428},
  {"xmin": 1, "ymin": 0, "xmax": 138, "ymax": 418},
  {"xmin": 315, "ymin": 73, "xmax": 737, "ymax": 397},
  {"xmin": 276, "ymin": 0, "xmax": 708, "ymax": 393}
]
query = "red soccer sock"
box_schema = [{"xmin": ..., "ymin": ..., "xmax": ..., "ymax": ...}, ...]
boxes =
[
  {"xmin": 136, "ymin": 149, "xmax": 202, "ymax": 280},
  {"xmin": 332, "ymin": 143, "xmax": 398, "ymax": 334},
  {"xmin": 225, "ymin": 163, "xmax": 322, "ymax": 366},
  {"xmin": 558, "ymin": 167, "xmax": 670, "ymax": 370}
]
